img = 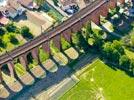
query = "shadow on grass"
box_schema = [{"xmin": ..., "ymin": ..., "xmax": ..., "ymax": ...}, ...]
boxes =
[{"xmin": 100, "ymin": 57, "xmax": 134, "ymax": 78}]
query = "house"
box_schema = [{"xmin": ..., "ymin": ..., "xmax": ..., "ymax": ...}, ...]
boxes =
[
  {"xmin": 0, "ymin": 12, "xmax": 9, "ymax": 26},
  {"xmin": 59, "ymin": 0, "xmax": 79, "ymax": 15},
  {"xmin": 17, "ymin": 0, "xmax": 39, "ymax": 9},
  {"xmin": 8, "ymin": 0, "xmax": 26, "ymax": 16},
  {"xmin": 0, "ymin": 0, "xmax": 25, "ymax": 18}
]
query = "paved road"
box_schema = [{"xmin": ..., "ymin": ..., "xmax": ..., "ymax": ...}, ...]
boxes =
[
  {"xmin": 8, "ymin": 66, "xmax": 71, "ymax": 100},
  {"xmin": 7, "ymin": 53, "xmax": 97, "ymax": 100},
  {"xmin": 73, "ymin": 53, "xmax": 98, "ymax": 70}
]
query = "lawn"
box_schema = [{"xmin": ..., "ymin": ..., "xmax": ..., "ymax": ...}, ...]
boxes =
[
  {"xmin": 60, "ymin": 59, "xmax": 134, "ymax": 100},
  {"xmin": 42, "ymin": 2, "xmax": 64, "ymax": 23}
]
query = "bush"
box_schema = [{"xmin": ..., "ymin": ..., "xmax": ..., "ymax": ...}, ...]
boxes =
[
  {"xmin": 15, "ymin": 63, "xmax": 26, "ymax": 76},
  {"xmin": 5, "ymin": 23, "xmax": 16, "ymax": 32},
  {"xmin": 119, "ymin": 55, "xmax": 130, "ymax": 70},
  {"xmin": 61, "ymin": 37, "xmax": 71, "ymax": 50},
  {"xmin": 50, "ymin": 40, "xmax": 60, "ymax": 54},
  {"xmin": 21, "ymin": 26, "xmax": 33, "ymax": 39},
  {"xmin": 28, "ymin": 59, "xmax": 38, "ymax": 69},
  {"xmin": 39, "ymin": 49, "xmax": 49, "ymax": 62}
]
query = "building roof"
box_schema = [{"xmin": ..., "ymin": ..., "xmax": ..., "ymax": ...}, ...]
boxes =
[
  {"xmin": 0, "ymin": 12, "xmax": 9, "ymax": 25},
  {"xmin": 6, "ymin": 6, "xmax": 17, "ymax": 14},
  {"xmin": 0, "ymin": 6, "xmax": 7, "ymax": 12},
  {"xmin": 0, "ymin": 0, "xmax": 21, "ymax": 12},
  {"xmin": 7, "ymin": 0, "xmax": 21, "ymax": 10},
  {"xmin": 18, "ymin": 0, "xmax": 33, "ymax": 7}
]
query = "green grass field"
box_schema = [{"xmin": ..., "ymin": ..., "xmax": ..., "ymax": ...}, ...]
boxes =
[{"xmin": 60, "ymin": 59, "xmax": 134, "ymax": 100}]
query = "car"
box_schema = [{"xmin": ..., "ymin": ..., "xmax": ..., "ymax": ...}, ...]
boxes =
[{"xmin": 64, "ymin": 5, "xmax": 79, "ymax": 15}]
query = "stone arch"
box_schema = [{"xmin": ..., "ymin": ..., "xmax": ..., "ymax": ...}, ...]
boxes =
[
  {"xmin": 1, "ymin": 61, "xmax": 14, "ymax": 78},
  {"xmin": 108, "ymin": 0, "xmax": 117, "ymax": 9},
  {"xmin": 71, "ymin": 20, "xmax": 83, "ymax": 33},
  {"xmin": 26, "ymin": 52, "xmax": 34, "ymax": 65},
  {"xmin": 39, "ymin": 46, "xmax": 50, "ymax": 63},
  {"xmin": 61, "ymin": 28, "xmax": 72, "ymax": 43},
  {"xmin": 42, "ymin": 41, "xmax": 51, "ymax": 55},
  {"xmin": 52, "ymin": 35, "xmax": 61, "ymax": 51},
  {"xmin": 118, "ymin": 0, "xmax": 125, "ymax": 4},
  {"xmin": 19, "ymin": 54, "xmax": 28, "ymax": 70},
  {"xmin": 89, "ymin": 9, "xmax": 100, "ymax": 25},
  {"xmin": 0, "ymin": 68, "xmax": 3, "ymax": 82},
  {"xmin": 1, "ymin": 64, "xmax": 10, "ymax": 76},
  {"xmin": 31, "ymin": 47, "xmax": 40, "ymax": 64},
  {"xmin": 61, "ymin": 34, "xmax": 71, "ymax": 51},
  {"xmin": 99, "ymin": 3, "xmax": 109, "ymax": 18}
]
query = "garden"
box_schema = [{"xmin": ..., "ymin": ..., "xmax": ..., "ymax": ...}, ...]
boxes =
[
  {"xmin": 42, "ymin": 2, "xmax": 64, "ymax": 23},
  {"xmin": 0, "ymin": 23, "xmax": 34, "ymax": 55}
]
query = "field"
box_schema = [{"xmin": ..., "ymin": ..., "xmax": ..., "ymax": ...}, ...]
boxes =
[{"xmin": 60, "ymin": 59, "xmax": 134, "ymax": 100}]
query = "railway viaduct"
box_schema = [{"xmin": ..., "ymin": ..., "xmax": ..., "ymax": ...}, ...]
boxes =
[{"xmin": 0, "ymin": 0, "xmax": 125, "ymax": 82}]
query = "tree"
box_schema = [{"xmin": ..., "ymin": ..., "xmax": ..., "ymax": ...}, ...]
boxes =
[
  {"xmin": 21, "ymin": 26, "xmax": 33, "ymax": 39},
  {"xmin": 102, "ymin": 42, "xmax": 114, "ymax": 60},
  {"xmin": 5, "ymin": 23, "xmax": 16, "ymax": 32},
  {"xmin": 93, "ymin": 35, "xmax": 104, "ymax": 49},
  {"xmin": 52, "ymin": 0, "xmax": 59, "ymax": 6},
  {"xmin": 0, "ymin": 37, "xmax": 6, "ymax": 48},
  {"xmin": 119, "ymin": 55, "xmax": 130, "ymax": 70},
  {"xmin": 9, "ymin": 34, "xmax": 19, "ymax": 45},
  {"xmin": 112, "ymin": 40, "xmax": 124, "ymax": 54},
  {"xmin": 0, "ymin": 27, "xmax": 6, "ymax": 36},
  {"xmin": 129, "ymin": 34, "xmax": 134, "ymax": 47},
  {"xmin": 35, "ymin": 0, "xmax": 45, "ymax": 6},
  {"xmin": 82, "ymin": 22, "xmax": 92, "ymax": 41},
  {"xmin": 92, "ymin": 29, "xmax": 105, "ymax": 49},
  {"xmin": 102, "ymin": 41, "xmax": 122, "ymax": 63},
  {"xmin": 111, "ymin": 49, "xmax": 120, "ymax": 64},
  {"xmin": 75, "ymin": 31, "xmax": 89, "ymax": 52}
]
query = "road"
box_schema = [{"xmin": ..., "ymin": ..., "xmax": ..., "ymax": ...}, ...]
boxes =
[{"xmin": 7, "ymin": 53, "xmax": 97, "ymax": 100}]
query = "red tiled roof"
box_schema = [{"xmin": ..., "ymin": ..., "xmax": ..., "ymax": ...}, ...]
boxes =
[{"xmin": 0, "ymin": 16, "xmax": 9, "ymax": 25}]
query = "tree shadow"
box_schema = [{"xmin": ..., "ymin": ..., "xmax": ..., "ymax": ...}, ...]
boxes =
[
  {"xmin": 108, "ymin": 13, "xmax": 134, "ymax": 36},
  {"xmin": 13, "ymin": 14, "xmax": 28, "ymax": 22},
  {"xmin": 100, "ymin": 57, "xmax": 134, "ymax": 77}
]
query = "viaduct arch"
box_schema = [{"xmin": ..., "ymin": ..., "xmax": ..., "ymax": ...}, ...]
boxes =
[{"xmin": 0, "ymin": 0, "xmax": 125, "ymax": 82}]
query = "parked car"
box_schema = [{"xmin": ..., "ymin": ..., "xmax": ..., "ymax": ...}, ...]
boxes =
[{"xmin": 64, "ymin": 5, "xmax": 79, "ymax": 15}]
